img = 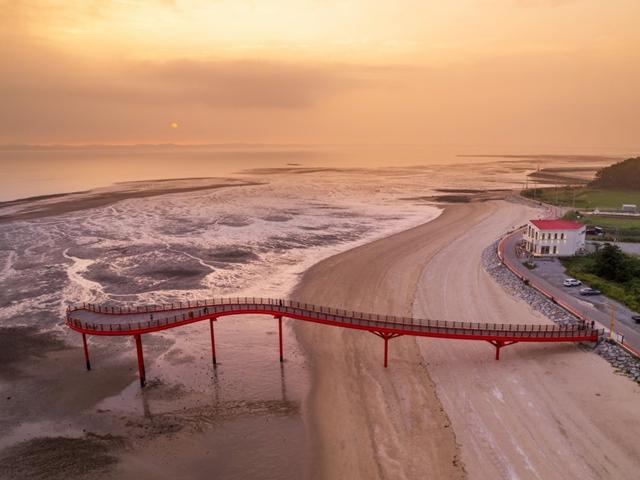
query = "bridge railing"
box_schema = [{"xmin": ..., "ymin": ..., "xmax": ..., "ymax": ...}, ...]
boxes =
[{"xmin": 67, "ymin": 297, "xmax": 602, "ymax": 340}]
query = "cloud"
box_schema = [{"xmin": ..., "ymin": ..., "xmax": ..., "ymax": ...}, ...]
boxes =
[{"xmin": 0, "ymin": 35, "xmax": 366, "ymax": 141}]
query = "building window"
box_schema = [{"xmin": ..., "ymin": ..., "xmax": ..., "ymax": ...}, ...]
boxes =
[
  {"xmin": 561, "ymin": 233, "xmax": 565, "ymax": 240},
  {"xmin": 554, "ymin": 233, "xmax": 558, "ymax": 240},
  {"xmin": 553, "ymin": 246, "xmax": 557, "ymax": 254},
  {"xmin": 541, "ymin": 246, "xmax": 550, "ymax": 254}
]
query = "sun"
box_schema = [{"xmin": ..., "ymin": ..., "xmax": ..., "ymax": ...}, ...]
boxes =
[{"xmin": 170, "ymin": 122, "xmax": 179, "ymax": 129}]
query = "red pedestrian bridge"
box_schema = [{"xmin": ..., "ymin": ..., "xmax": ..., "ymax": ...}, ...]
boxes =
[{"xmin": 66, "ymin": 297, "xmax": 602, "ymax": 387}]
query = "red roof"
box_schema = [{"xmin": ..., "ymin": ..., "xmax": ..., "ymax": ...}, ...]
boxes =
[{"xmin": 530, "ymin": 219, "xmax": 584, "ymax": 230}]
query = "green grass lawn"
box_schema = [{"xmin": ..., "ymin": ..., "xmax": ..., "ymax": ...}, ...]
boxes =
[{"xmin": 522, "ymin": 187, "xmax": 640, "ymax": 210}]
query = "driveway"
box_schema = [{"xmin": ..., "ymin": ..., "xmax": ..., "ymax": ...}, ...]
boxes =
[{"xmin": 589, "ymin": 241, "xmax": 640, "ymax": 256}]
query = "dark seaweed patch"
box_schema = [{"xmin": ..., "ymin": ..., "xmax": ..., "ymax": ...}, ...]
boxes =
[
  {"xmin": 0, "ymin": 327, "xmax": 67, "ymax": 379},
  {"xmin": 0, "ymin": 434, "xmax": 125, "ymax": 480},
  {"xmin": 262, "ymin": 215, "xmax": 292, "ymax": 222},
  {"xmin": 217, "ymin": 215, "xmax": 253, "ymax": 227},
  {"xmin": 206, "ymin": 247, "xmax": 259, "ymax": 264}
]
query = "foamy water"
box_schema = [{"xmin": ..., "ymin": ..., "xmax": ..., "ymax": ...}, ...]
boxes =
[{"xmin": 0, "ymin": 160, "xmax": 585, "ymax": 477}]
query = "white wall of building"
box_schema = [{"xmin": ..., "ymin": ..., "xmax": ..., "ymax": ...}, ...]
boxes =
[{"xmin": 523, "ymin": 223, "xmax": 586, "ymax": 256}]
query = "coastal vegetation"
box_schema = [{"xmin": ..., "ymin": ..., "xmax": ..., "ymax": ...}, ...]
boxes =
[
  {"xmin": 561, "ymin": 244, "xmax": 640, "ymax": 312},
  {"xmin": 590, "ymin": 157, "xmax": 640, "ymax": 190},
  {"xmin": 521, "ymin": 186, "xmax": 640, "ymax": 210},
  {"xmin": 521, "ymin": 156, "xmax": 640, "ymax": 208}
]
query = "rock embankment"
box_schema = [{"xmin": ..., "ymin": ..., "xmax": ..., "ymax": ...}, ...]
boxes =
[{"xmin": 482, "ymin": 241, "xmax": 640, "ymax": 384}]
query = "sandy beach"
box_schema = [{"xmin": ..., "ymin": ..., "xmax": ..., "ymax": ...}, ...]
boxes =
[
  {"xmin": 293, "ymin": 198, "xmax": 640, "ymax": 479},
  {"xmin": 292, "ymin": 203, "xmax": 493, "ymax": 479}
]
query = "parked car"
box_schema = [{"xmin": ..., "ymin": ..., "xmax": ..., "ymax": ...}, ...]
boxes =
[
  {"xmin": 563, "ymin": 278, "xmax": 582, "ymax": 287},
  {"xmin": 632, "ymin": 315, "xmax": 640, "ymax": 324},
  {"xmin": 579, "ymin": 287, "xmax": 601, "ymax": 296}
]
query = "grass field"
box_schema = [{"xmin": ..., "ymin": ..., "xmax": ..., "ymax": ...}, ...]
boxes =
[
  {"xmin": 522, "ymin": 187, "xmax": 640, "ymax": 210},
  {"xmin": 562, "ymin": 211, "xmax": 640, "ymax": 242}
]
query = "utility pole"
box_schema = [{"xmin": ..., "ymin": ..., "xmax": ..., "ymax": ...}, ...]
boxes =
[{"xmin": 609, "ymin": 303, "xmax": 616, "ymax": 339}]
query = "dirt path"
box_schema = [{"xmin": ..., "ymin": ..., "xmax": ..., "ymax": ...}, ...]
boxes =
[{"xmin": 414, "ymin": 200, "xmax": 640, "ymax": 479}]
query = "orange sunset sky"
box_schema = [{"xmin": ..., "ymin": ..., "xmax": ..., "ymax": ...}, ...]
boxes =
[{"xmin": 1, "ymin": 0, "xmax": 639, "ymax": 149}]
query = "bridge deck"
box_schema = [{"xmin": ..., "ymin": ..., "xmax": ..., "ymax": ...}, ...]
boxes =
[
  {"xmin": 66, "ymin": 297, "xmax": 602, "ymax": 386},
  {"xmin": 68, "ymin": 297, "xmax": 599, "ymax": 341}
]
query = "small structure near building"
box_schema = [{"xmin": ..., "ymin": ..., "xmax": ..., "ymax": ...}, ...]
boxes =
[
  {"xmin": 523, "ymin": 219, "xmax": 586, "ymax": 256},
  {"xmin": 622, "ymin": 204, "xmax": 637, "ymax": 213}
]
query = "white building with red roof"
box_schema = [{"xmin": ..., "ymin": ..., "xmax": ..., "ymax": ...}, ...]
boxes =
[{"xmin": 524, "ymin": 219, "xmax": 586, "ymax": 256}]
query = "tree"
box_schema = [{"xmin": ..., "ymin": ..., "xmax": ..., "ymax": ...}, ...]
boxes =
[{"xmin": 594, "ymin": 244, "xmax": 630, "ymax": 282}]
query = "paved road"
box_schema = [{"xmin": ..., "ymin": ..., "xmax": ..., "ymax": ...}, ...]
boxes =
[
  {"xmin": 590, "ymin": 240, "xmax": 640, "ymax": 256},
  {"xmin": 503, "ymin": 230, "xmax": 640, "ymax": 353}
]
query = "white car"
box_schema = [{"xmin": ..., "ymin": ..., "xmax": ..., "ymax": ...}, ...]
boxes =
[{"xmin": 563, "ymin": 278, "xmax": 582, "ymax": 287}]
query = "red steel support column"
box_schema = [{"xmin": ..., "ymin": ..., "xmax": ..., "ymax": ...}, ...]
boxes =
[
  {"xmin": 371, "ymin": 332, "xmax": 401, "ymax": 368},
  {"xmin": 384, "ymin": 336, "xmax": 389, "ymax": 368},
  {"xmin": 134, "ymin": 334, "xmax": 146, "ymax": 388},
  {"xmin": 278, "ymin": 316, "xmax": 283, "ymax": 362},
  {"xmin": 210, "ymin": 318, "xmax": 217, "ymax": 366},
  {"xmin": 488, "ymin": 340, "xmax": 517, "ymax": 360},
  {"xmin": 82, "ymin": 333, "xmax": 91, "ymax": 371}
]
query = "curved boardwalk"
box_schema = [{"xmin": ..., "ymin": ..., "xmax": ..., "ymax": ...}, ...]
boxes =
[{"xmin": 66, "ymin": 297, "xmax": 601, "ymax": 387}]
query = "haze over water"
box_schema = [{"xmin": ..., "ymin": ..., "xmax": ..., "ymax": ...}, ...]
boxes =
[{"xmin": 0, "ymin": 144, "xmax": 627, "ymax": 202}]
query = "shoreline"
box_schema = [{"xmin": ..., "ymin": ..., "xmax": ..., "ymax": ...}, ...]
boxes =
[
  {"xmin": 0, "ymin": 183, "xmax": 445, "ymax": 479},
  {"xmin": 290, "ymin": 202, "xmax": 499, "ymax": 479}
]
